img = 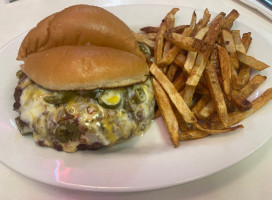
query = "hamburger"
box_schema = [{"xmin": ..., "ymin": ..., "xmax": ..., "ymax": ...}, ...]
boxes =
[{"xmin": 13, "ymin": 5, "xmax": 155, "ymax": 152}]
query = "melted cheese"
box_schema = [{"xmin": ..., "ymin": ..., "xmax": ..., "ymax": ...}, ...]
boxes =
[{"xmin": 18, "ymin": 78, "xmax": 155, "ymax": 152}]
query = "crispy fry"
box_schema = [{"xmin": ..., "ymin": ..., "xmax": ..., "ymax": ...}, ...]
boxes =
[
  {"xmin": 133, "ymin": 32, "xmax": 155, "ymax": 48},
  {"xmin": 192, "ymin": 8, "xmax": 211, "ymax": 37},
  {"xmin": 154, "ymin": 8, "xmax": 179, "ymax": 63},
  {"xmin": 144, "ymin": 33, "xmax": 158, "ymax": 41},
  {"xmin": 164, "ymin": 32, "xmax": 213, "ymax": 53},
  {"xmin": 181, "ymin": 85, "xmax": 196, "ymax": 106},
  {"xmin": 210, "ymin": 88, "xmax": 272, "ymax": 129},
  {"xmin": 237, "ymin": 51, "xmax": 270, "ymax": 71},
  {"xmin": 204, "ymin": 49, "xmax": 229, "ymax": 127},
  {"xmin": 140, "ymin": 26, "xmax": 159, "ymax": 33},
  {"xmin": 194, "ymin": 123, "xmax": 243, "ymax": 134},
  {"xmin": 241, "ymin": 32, "xmax": 252, "ymax": 52},
  {"xmin": 231, "ymin": 90, "xmax": 252, "ymax": 111},
  {"xmin": 186, "ymin": 15, "xmax": 224, "ymax": 87},
  {"xmin": 241, "ymin": 74, "xmax": 267, "ymax": 97},
  {"xmin": 192, "ymin": 95, "xmax": 210, "ymax": 112},
  {"xmin": 166, "ymin": 64, "xmax": 179, "ymax": 81},
  {"xmin": 174, "ymin": 108, "xmax": 191, "ymax": 131},
  {"xmin": 196, "ymin": 82, "xmax": 209, "ymax": 95},
  {"xmin": 179, "ymin": 129, "xmax": 210, "ymax": 140},
  {"xmin": 159, "ymin": 27, "xmax": 192, "ymax": 66},
  {"xmin": 198, "ymin": 100, "xmax": 216, "ymax": 120},
  {"xmin": 173, "ymin": 52, "xmax": 187, "ymax": 68},
  {"xmin": 238, "ymin": 32, "xmax": 252, "ymax": 88},
  {"xmin": 152, "ymin": 78, "xmax": 179, "ymax": 147},
  {"xmin": 222, "ymin": 29, "xmax": 236, "ymax": 53},
  {"xmin": 222, "ymin": 9, "xmax": 240, "ymax": 30},
  {"xmin": 237, "ymin": 64, "xmax": 250, "ymax": 88},
  {"xmin": 150, "ymin": 63, "xmax": 197, "ymax": 124},
  {"xmin": 163, "ymin": 40, "xmax": 172, "ymax": 57},
  {"xmin": 170, "ymin": 25, "xmax": 190, "ymax": 33},
  {"xmin": 218, "ymin": 45, "xmax": 232, "ymax": 99},
  {"xmin": 232, "ymin": 30, "xmax": 246, "ymax": 54},
  {"xmin": 190, "ymin": 11, "xmax": 197, "ymax": 30},
  {"xmin": 183, "ymin": 27, "xmax": 209, "ymax": 74},
  {"xmin": 173, "ymin": 72, "xmax": 187, "ymax": 91}
]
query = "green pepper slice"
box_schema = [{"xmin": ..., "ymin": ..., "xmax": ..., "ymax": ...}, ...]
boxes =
[{"xmin": 98, "ymin": 90, "xmax": 122, "ymax": 109}]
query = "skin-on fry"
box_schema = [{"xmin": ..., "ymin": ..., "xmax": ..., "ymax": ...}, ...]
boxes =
[
  {"xmin": 174, "ymin": 108, "xmax": 191, "ymax": 132},
  {"xmin": 192, "ymin": 95, "xmax": 210, "ymax": 115},
  {"xmin": 194, "ymin": 123, "xmax": 244, "ymax": 134},
  {"xmin": 217, "ymin": 45, "xmax": 232, "ymax": 100},
  {"xmin": 179, "ymin": 129, "xmax": 210, "ymax": 140},
  {"xmin": 173, "ymin": 72, "xmax": 187, "ymax": 91},
  {"xmin": 170, "ymin": 25, "xmax": 189, "ymax": 33},
  {"xmin": 159, "ymin": 27, "xmax": 192, "ymax": 66},
  {"xmin": 154, "ymin": 8, "xmax": 179, "ymax": 64},
  {"xmin": 204, "ymin": 49, "xmax": 229, "ymax": 127},
  {"xmin": 222, "ymin": 9, "xmax": 240, "ymax": 30},
  {"xmin": 140, "ymin": 26, "xmax": 160, "ymax": 33},
  {"xmin": 144, "ymin": 33, "xmax": 158, "ymax": 41},
  {"xmin": 241, "ymin": 74, "xmax": 267, "ymax": 97},
  {"xmin": 183, "ymin": 27, "xmax": 209, "ymax": 74},
  {"xmin": 133, "ymin": 32, "xmax": 155, "ymax": 48},
  {"xmin": 180, "ymin": 85, "xmax": 196, "ymax": 106},
  {"xmin": 152, "ymin": 78, "xmax": 179, "ymax": 147},
  {"xmin": 163, "ymin": 40, "xmax": 172, "ymax": 57},
  {"xmin": 150, "ymin": 63, "xmax": 197, "ymax": 124},
  {"xmin": 191, "ymin": 8, "xmax": 211, "ymax": 37},
  {"xmin": 222, "ymin": 29, "xmax": 236, "ymax": 53},
  {"xmin": 173, "ymin": 52, "xmax": 187, "ymax": 68},
  {"xmin": 197, "ymin": 100, "xmax": 215, "ymax": 120},
  {"xmin": 210, "ymin": 88, "xmax": 272, "ymax": 129},
  {"xmin": 190, "ymin": 11, "xmax": 197, "ymax": 30},
  {"xmin": 231, "ymin": 90, "xmax": 252, "ymax": 111},
  {"xmin": 164, "ymin": 32, "xmax": 213, "ymax": 53},
  {"xmin": 186, "ymin": 15, "xmax": 224, "ymax": 87},
  {"xmin": 241, "ymin": 32, "xmax": 252, "ymax": 52},
  {"xmin": 238, "ymin": 32, "xmax": 252, "ymax": 88},
  {"xmin": 237, "ymin": 51, "xmax": 270, "ymax": 71},
  {"xmin": 166, "ymin": 64, "xmax": 179, "ymax": 82},
  {"xmin": 232, "ymin": 30, "xmax": 246, "ymax": 54}
]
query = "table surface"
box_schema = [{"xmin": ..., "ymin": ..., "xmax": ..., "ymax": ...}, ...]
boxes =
[{"xmin": 1, "ymin": 0, "xmax": 272, "ymax": 199}]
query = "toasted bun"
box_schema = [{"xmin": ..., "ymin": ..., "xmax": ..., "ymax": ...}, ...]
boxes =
[
  {"xmin": 21, "ymin": 46, "xmax": 149, "ymax": 90},
  {"xmin": 17, "ymin": 5, "xmax": 144, "ymax": 60}
]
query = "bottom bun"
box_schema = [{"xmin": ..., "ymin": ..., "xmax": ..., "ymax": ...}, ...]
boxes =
[{"xmin": 14, "ymin": 73, "xmax": 155, "ymax": 152}]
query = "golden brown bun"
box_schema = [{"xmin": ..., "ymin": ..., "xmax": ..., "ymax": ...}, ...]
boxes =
[
  {"xmin": 17, "ymin": 5, "xmax": 144, "ymax": 60},
  {"xmin": 21, "ymin": 46, "xmax": 149, "ymax": 90}
]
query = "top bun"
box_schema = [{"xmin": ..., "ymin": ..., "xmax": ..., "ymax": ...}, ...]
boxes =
[
  {"xmin": 21, "ymin": 45, "xmax": 149, "ymax": 91},
  {"xmin": 17, "ymin": 5, "xmax": 144, "ymax": 60}
]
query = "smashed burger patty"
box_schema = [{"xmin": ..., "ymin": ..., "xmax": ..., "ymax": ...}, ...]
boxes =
[{"xmin": 14, "ymin": 72, "xmax": 155, "ymax": 152}]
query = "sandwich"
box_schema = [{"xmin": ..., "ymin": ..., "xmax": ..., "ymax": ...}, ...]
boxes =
[{"xmin": 13, "ymin": 5, "xmax": 155, "ymax": 152}]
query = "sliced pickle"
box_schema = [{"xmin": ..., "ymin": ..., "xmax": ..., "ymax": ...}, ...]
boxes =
[
  {"xmin": 55, "ymin": 122, "xmax": 80, "ymax": 143},
  {"xmin": 16, "ymin": 70, "xmax": 24, "ymax": 79},
  {"xmin": 44, "ymin": 91, "xmax": 77, "ymax": 104},
  {"xmin": 82, "ymin": 89, "xmax": 102, "ymax": 99},
  {"xmin": 138, "ymin": 43, "xmax": 151, "ymax": 57},
  {"xmin": 132, "ymin": 85, "xmax": 146, "ymax": 104},
  {"xmin": 15, "ymin": 117, "xmax": 33, "ymax": 136},
  {"xmin": 98, "ymin": 90, "xmax": 122, "ymax": 109}
]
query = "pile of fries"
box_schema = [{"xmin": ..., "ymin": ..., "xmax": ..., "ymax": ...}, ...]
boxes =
[{"xmin": 134, "ymin": 8, "xmax": 272, "ymax": 147}]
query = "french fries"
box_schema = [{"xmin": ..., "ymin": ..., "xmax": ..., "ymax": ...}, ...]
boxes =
[
  {"xmin": 153, "ymin": 78, "xmax": 179, "ymax": 147},
  {"xmin": 137, "ymin": 8, "xmax": 271, "ymax": 147}
]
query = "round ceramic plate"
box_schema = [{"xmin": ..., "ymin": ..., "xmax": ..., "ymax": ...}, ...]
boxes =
[{"xmin": 0, "ymin": 4, "xmax": 272, "ymax": 192}]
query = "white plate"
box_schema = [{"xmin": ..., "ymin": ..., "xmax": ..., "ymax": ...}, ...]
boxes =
[{"xmin": 0, "ymin": 4, "xmax": 272, "ymax": 192}]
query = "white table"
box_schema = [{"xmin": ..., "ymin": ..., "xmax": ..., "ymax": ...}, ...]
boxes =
[{"xmin": 1, "ymin": 0, "xmax": 272, "ymax": 199}]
